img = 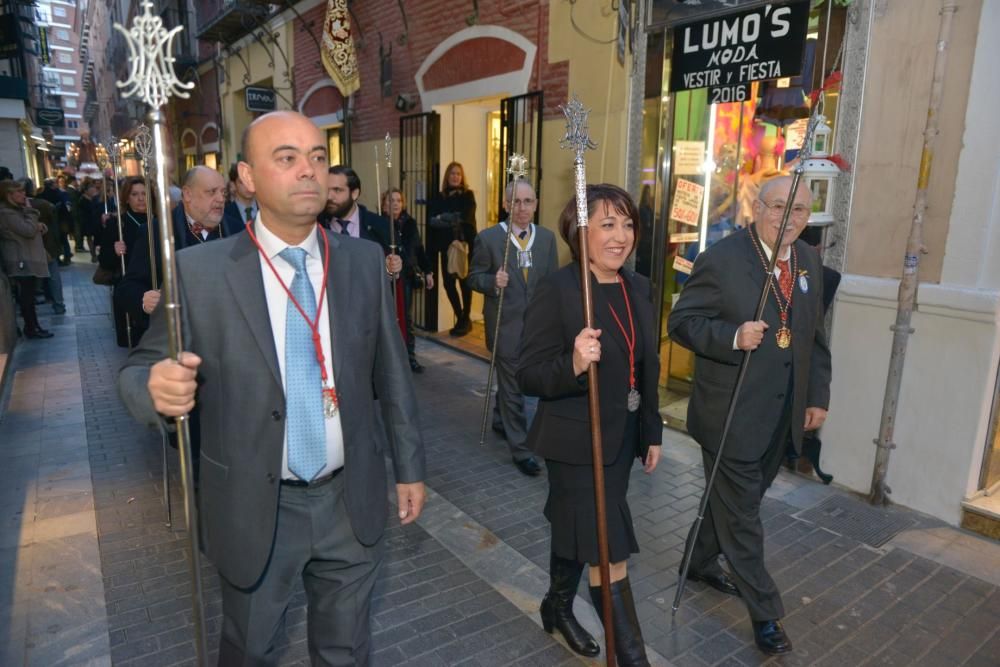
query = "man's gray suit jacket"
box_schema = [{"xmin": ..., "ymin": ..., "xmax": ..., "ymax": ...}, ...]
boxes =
[
  {"xmin": 118, "ymin": 226, "xmax": 425, "ymax": 589},
  {"xmin": 668, "ymin": 227, "xmax": 831, "ymax": 461},
  {"xmin": 467, "ymin": 223, "xmax": 559, "ymax": 358}
]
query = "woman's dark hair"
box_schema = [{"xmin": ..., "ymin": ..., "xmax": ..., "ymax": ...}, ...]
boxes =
[
  {"xmin": 558, "ymin": 183, "xmax": 641, "ymax": 262},
  {"xmin": 119, "ymin": 176, "xmax": 154, "ymax": 213},
  {"xmin": 441, "ymin": 161, "xmax": 467, "ymax": 192}
]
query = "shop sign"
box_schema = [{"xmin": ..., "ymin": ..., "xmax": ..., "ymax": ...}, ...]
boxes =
[
  {"xmin": 674, "ymin": 140, "xmax": 706, "ymax": 176},
  {"xmin": 673, "ymin": 256, "xmax": 695, "ymax": 275},
  {"xmin": 669, "ymin": 178, "xmax": 704, "ymax": 227},
  {"xmin": 670, "ymin": 232, "xmax": 701, "ymax": 244},
  {"xmin": 38, "ymin": 27, "xmax": 50, "ymax": 65},
  {"xmin": 36, "ymin": 107, "xmax": 65, "ymax": 127},
  {"xmin": 670, "ymin": 0, "xmax": 809, "ymax": 103},
  {"xmin": 245, "ymin": 86, "xmax": 276, "ymax": 113}
]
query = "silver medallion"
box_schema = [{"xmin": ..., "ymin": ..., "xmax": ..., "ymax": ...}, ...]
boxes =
[{"xmin": 627, "ymin": 388, "xmax": 641, "ymax": 412}]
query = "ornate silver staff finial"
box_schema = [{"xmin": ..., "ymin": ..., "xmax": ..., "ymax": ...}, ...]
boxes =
[
  {"xmin": 114, "ymin": 1, "xmax": 194, "ymax": 109},
  {"xmin": 559, "ymin": 95, "xmax": 597, "ymax": 228},
  {"xmin": 107, "ymin": 138, "xmax": 121, "ymax": 162},
  {"xmin": 134, "ymin": 124, "xmax": 153, "ymax": 162},
  {"xmin": 384, "ymin": 132, "xmax": 392, "ymax": 171},
  {"xmin": 792, "ymin": 113, "xmax": 821, "ymax": 174},
  {"xmin": 507, "ymin": 153, "xmax": 528, "ymax": 181}
]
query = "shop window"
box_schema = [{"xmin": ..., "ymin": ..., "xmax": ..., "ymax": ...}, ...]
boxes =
[{"xmin": 644, "ymin": 3, "xmax": 847, "ymax": 427}]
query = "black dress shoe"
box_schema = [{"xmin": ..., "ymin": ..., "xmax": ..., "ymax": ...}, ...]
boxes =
[
  {"xmin": 753, "ymin": 620, "xmax": 792, "ymax": 655},
  {"xmin": 25, "ymin": 329, "xmax": 54, "ymax": 339},
  {"xmin": 409, "ymin": 359, "xmax": 424, "ymax": 373},
  {"xmin": 514, "ymin": 457, "xmax": 542, "ymax": 476},
  {"xmin": 687, "ymin": 570, "xmax": 740, "ymax": 597}
]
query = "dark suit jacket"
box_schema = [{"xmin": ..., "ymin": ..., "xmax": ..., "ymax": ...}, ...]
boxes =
[
  {"xmin": 467, "ymin": 222, "xmax": 559, "ymax": 358},
  {"xmin": 222, "ymin": 200, "xmax": 251, "ymax": 237},
  {"xmin": 117, "ymin": 203, "xmax": 224, "ymax": 322},
  {"xmin": 117, "ymin": 226, "xmax": 425, "ymax": 589},
  {"xmin": 357, "ymin": 204, "xmax": 391, "ymax": 252},
  {"xmin": 517, "ymin": 265, "xmax": 662, "ymax": 465},
  {"xmin": 668, "ymin": 227, "xmax": 831, "ymax": 460}
]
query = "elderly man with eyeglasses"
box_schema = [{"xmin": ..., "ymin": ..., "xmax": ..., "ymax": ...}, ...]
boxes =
[
  {"xmin": 468, "ymin": 178, "xmax": 558, "ymax": 477},
  {"xmin": 668, "ymin": 175, "xmax": 832, "ymax": 657}
]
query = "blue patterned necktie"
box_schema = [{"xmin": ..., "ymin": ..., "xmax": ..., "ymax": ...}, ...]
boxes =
[{"xmin": 279, "ymin": 247, "xmax": 326, "ymax": 481}]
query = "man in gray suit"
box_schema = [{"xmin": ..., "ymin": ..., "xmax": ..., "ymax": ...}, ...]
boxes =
[
  {"xmin": 118, "ymin": 111, "xmax": 425, "ymax": 665},
  {"xmin": 468, "ymin": 179, "xmax": 558, "ymax": 476},
  {"xmin": 668, "ymin": 176, "xmax": 831, "ymax": 657}
]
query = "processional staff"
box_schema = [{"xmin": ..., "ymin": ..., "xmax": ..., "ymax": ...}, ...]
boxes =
[
  {"xmin": 97, "ymin": 150, "xmax": 110, "ymax": 217},
  {"xmin": 107, "ymin": 138, "xmax": 133, "ymax": 348},
  {"xmin": 113, "ymin": 3, "xmax": 206, "ymax": 664},
  {"xmin": 560, "ymin": 96, "xmax": 616, "ymax": 667},
  {"xmin": 385, "ymin": 133, "xmax": 398, "ymax": 288},
  {"xmin": 478, "ymin": 153, "xmax": 528, "ymax": 448},
  {"xmin": 134, "ymin": 124, "xmax": 158, "ymax": 290},
  {"xmin": 671, "ymin": 112, "xmax": 822, "ymax": 617}
]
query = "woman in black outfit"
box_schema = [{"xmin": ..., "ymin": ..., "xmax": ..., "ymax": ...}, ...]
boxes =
[
  {"xmin": 102, "ymin": 177, "xmax": 153, "ymax": 347},
  {"xmin": 75, "ymin": 178, "xmax": 102, "ymax": 262},
  {"xmin": 427, "ymin": 161, "xmax": 476, "ymax": 336},
  {"xmin": 518, "ymin": 184, "xmax": 661, "ymax": 666},
  {"xmin": 382, "ymin": 187, "xmax": 434, "ymax": 372}
]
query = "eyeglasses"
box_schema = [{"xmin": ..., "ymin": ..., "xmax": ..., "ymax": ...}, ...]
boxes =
[
  {"xmin": 758, "ymin": 200, "xmax": 811, "ymax": 218},
  {"xmin": 509, "ymin": 198, "xmax": 536, "ymax": 208}
]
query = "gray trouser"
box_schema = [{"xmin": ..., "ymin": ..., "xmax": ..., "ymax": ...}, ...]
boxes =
[
  {"xmin": 219, "ymin": 474, "xmax": 383, "ymax": 666},
  {"xmin": 494, "ymin": 353, "xmax": 533, "ymax": 461}
]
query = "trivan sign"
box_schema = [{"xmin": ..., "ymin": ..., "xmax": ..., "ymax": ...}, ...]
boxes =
[
  {"xmin": 670, "ymin": 0, "xmax": 809, "ymax": 103},
  {"xmin": 245, "ymin": 86, "xmax": 277, "ymax": 113}
]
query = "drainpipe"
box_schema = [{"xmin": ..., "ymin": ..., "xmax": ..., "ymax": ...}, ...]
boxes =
[{"xmin": 869, "ymin": 0, "xmax": 958, "ymax": 505}]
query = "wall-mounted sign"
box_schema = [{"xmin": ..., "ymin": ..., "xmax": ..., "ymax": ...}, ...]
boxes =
[
  {"xmin": 670, "ymin": 0, "xmax": 809, "ymax": 103},
  {"xmin": 38, "ymin": 27, "xmax": 50, "ymax": 65},
  {"xmin": 245, "ymin": 86, "xmax": 276, "ymax": 113},
  {"xmin": 36, "ymin": 107, "xmax": 65, "ymax": 127}
]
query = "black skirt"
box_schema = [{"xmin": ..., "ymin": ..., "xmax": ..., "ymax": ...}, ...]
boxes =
[{"xmin": 544, "ymin": 412, "xmax": 640, "ymax": 565}]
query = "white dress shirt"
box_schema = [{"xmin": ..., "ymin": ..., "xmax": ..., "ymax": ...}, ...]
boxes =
[{"xmin": 254, "ymin": 217, "xmax": 345, "ymax": 480}]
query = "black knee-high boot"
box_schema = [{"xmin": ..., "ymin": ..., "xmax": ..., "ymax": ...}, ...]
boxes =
[
  {"xmin": 589, "ymin": 576, "xmax": 650, "ymax": 667},
  {"xmin": 541, "ymin": 555, "xmax": 600, "ymax": 657}
]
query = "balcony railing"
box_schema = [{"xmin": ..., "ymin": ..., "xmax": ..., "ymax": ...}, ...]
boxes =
[{"xmin": 196, "ymin": 0, "xmax": 274, "ymax": 44}]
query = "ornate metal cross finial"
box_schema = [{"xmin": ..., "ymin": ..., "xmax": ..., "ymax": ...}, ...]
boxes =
[
  {"xmin": 559, "ymin": 96, "xmax": 597, "ymax": 159},
  {"xmin": 114, "ymin": 1, "xmax": 194, "ymax": 109},
  {"xmin": 384, "ymin": 133, "xmax": 392, "ymax": 171},
  {"xmin": 507, "ymin": 153, "xmax": 528, "ymax": 181},
  {"xmin": 559, "ymin": 95, "xmax": 597, "ymax": 228},
  {"xmin": 107, "ymin": 138, "xmax": 121, "ymax": 162},
  {"xmin": 134, "ymin": 125, "xmax": 153, "ymax": 162}
]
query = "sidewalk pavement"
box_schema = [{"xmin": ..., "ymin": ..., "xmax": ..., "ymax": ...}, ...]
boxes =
[{"xmin": 0, "ymin": 260, "xmax": 997, "ymax": 666}]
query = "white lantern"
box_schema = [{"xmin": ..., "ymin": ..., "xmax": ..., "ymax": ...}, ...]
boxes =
[{"xmin": 802, "ymin": 115, "xmax": 838, "ymax": 226}]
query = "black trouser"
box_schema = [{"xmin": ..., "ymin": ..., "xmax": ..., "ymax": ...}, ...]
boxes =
[
  {"xmin": 13, "ymin": 276, "xmax": 41, "ymax": 333},
  {"xmin": 403, "ymin": 280, "xmax": 416, "ymax": 358},
  {"xmin": 427, "ymin": 233, "xmax": 469, "ymax": 323},
  {"xmin": 688, "ymin": 410, "xmax": 791, "ymax": 621}
]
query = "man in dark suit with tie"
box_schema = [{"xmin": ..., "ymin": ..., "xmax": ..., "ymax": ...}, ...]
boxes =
[
  {"xmin": 467, "ymin": 179, "xmax": 558, "ymax": 476},
  {"xmin": 118, "ymin": 111, "xmax": 426, "ymax": 664},
  {"xmin": 668, "ymin": 175, "xmax": 831, "ymax": 657},
  {"xmin": 221, "ymin": 162, "xmax": 255, "ymax": 236},
  {"xmin": 320, "ymin": 165, "xmax": 390, "ymax": 248}
]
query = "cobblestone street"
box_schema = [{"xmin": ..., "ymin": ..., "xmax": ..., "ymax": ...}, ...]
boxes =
[{"xmin": 1, "ymin": 261, "xmax": 998, "ymax": 666}]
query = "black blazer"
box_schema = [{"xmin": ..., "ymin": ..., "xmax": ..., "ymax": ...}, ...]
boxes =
[
  {"xmin": 668, "ymin": 227, "xmax": 832, "ymax": 460},
  {"xmin": 518, "ymin": 264, "xmax": 662, "ymax": 466}
]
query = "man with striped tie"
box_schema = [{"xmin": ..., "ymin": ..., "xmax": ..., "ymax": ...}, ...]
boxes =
[
  {"xmin": 119, "ymin": 110, "xmax": 425, "ymax": 664},
  {"xmin": 668, "ymin": 175, "xmax": 831, "ymax": 657}
]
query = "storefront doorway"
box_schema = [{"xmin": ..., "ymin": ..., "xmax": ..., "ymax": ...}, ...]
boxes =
[{"xmin": 640, "ymin": 1, "xmax": 846, "ymax": 430}]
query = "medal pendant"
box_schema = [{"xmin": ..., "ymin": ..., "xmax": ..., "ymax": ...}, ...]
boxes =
[
  {"xmin": 627, "ymin": 388, "xmax": 641, "ymax": 412},
  {"xmin": 776, "ymin": 327, "xmax": 792, "ymax": 349},
  {"xmin": 322, "ymin": 386, "xmax": 339, "ymax": 418}
]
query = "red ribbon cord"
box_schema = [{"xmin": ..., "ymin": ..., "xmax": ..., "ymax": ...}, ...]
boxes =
[
  {"xmin": 245, "ymin": 224, "xmax": 333, "ymax": 388},
  {"xmin": 606, "ymin": 276, "xmax": 637, "ymax": 390}
]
